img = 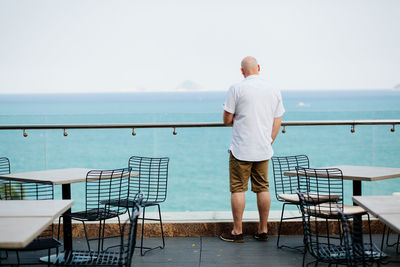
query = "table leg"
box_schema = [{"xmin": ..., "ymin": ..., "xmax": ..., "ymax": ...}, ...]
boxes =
[
  {"xmin": 62, "ymin": 184, "xmax": 73, "ymax": 251},
  {"xmin": 353, "ymin": 180, "xmax": 362, "ymax": 198},
  {"xmin": 352, "ymin": 180, "xmax": 364, "ymax": 243},
  {"xmin": 41, "ymin": 183, "xmax": 72, "ymax": 264}
]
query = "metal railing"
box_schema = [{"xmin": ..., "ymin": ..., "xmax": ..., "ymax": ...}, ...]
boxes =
[{"xmin": 0, "ymin": 120, "xmax": 399, "ymax": 137}]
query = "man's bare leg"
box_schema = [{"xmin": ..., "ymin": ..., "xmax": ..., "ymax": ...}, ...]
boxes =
[
  {"xmin": 231, "ymin": 192, "xmax": 245, "ymax": 234},
  {"xmin": 256, "ymin": 191, "xmax": 271, "ymax": 233}
]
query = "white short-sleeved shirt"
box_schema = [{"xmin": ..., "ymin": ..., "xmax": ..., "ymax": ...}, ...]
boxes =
[{"xmin": 223, "ymin": 75, "xmax": 285, "ymax": 161}]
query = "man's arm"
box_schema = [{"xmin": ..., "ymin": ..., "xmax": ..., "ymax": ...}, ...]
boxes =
[
  {"xmin": 271, "ymin": 116, "xmax": 282, "ymax": 144},
  {"xmin": 223, "ymin": 110, "xmax": 234, "ymax": 126}
]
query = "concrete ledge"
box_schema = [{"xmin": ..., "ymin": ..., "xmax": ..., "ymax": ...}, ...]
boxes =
[{"xmin": 54, "ymin": 211, "xmax": 386, "ymax": 238}]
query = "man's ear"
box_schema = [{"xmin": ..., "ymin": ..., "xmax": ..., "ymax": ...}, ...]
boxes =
[
  {"xmin": 241, "ymin": 68, "xmax": 245, "ymax": 76},
  {"xmin": 258, "ymin": 65, "xmax": 260, "ymax": 72}
]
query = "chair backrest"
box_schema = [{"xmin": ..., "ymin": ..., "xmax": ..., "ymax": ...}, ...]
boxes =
[
  {"xmin": 85, "ymin": 168, "xmax": 131, "ymax": 216},
  {"xmin": 128, "ymin": 156, "xmax": 169, "ymax": 203},
  {"xmin": 0, "ymin": 157, "xmax": 10, "ymax": 174},
  {"xmin": 296, "ymin": 167, "xmax": 344, "ymax": 218},
  {"xmin": 271, "ymin": 155, "xmax": 309, "ymax": 201},
  {"xmin": 0, "ymin": 180, "xmax": 54, "ymax": 200}
]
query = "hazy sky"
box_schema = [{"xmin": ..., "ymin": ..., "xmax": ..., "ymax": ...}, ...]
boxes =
[{"xmin": 0, "ymin": 0, "xmax": 399, "ymax": 94}]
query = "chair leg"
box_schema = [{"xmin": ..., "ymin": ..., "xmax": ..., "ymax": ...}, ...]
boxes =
[
  {"xmin": 47, "ymin": 248, "xmax": 51, "ymax": 267},
  {"xmin": 337, "ymin": 219, "xmax": 343, "ymax": 245},
  {"xmin": 381, "ymin": 224, "xmax": 387, "ymax": 251},
  {"xmin": 82, "ymin": 221, "xmax": 91, "ymax": 251},
  {"xmin": 55, "ymin": 245, "xmax": 59, "ymax": 267},
  {"xmin": 98, "ymin": 219, "xmax": 104, "ymax": 252},
  {"xmin": 117, "ymin": 216, "xmax": 123, "ymax": 236},
  {"xmin": 140, "ymin": 206, "xmax": 146, "ymax": 256},
  {"xmin": 101, "ymin": 219, "xmax": 106, "ymax": 251},
  {"xmin": 138, "ymin": 204, "xmax": 165, "ymax": 256},
  {"xmin": 366, "ymin": 213, "xmax": 373, "ymax": 245},
  {"xmin": 302, "ymin": 249, "xmax": 307, "ymax": 267},
  {"xmin": 16, "ymin": 251, "xmax": 20, "ymax": 265},
  {"xmin": 384, "ymin": 225, "xmax": 400, "ymax": 253},
  {"xmin": 57, "ymin": 216, "xmax": 62, "ymax": 240},
  {"xmin": 157, "ymin": 204, "xmax": 165, "ymax": 249},
  {"xmin": 385, "ymin": 226, "xmax": 390, "ymax": 247},
  {"xmin": 325, "ymin": 219, "xmax": 331, "ymax": 247},
  {"xmin": 277, "ymin": 203, "xmax": 286, "ymax": 248},
  {"xmin": 276, "ymin": 203, "xmax": 304, "ymax": 251},
  {"xmin": 127, "ymin": 207, "xmax": 131, "ymax": 219}
]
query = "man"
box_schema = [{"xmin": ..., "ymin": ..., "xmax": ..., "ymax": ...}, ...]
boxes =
[{"xmin": 220, "ymin": 56, "xmax": 285, "ymax": 243}]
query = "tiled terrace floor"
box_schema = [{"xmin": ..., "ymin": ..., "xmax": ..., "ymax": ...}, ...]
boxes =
[{"xmin": 2, "ymin": 235, "xmax": 400, "ymax": 266}]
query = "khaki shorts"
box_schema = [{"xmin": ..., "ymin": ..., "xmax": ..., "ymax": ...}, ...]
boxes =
[{"xmin": 229, "ymin": 152, "xmax": 269, "ymax": 193}]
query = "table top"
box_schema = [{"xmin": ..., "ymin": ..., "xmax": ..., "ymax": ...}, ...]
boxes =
[
  {"xmin": 352, "ymin": 196, "xmax": 400, "ymax": 217},
  {"xmin": 284, "ymin": 165, "xmax": 400, "ymax": 182},
  {"xmin": 0, "ymin": 168, "xmax": 92, "ymax": 185},
  {"xmin": 0, "ymin": 217, "xmax": 54, "ymax": 249},
  {"xmin": 379, "ymin": 214, "xmax": 400, "ymax": 233},
  {"xmin": 0, "ymin": 199, "xmax": 74, "ymax": 218},
  {"xmin": 352, "ymin": 195, "xmax": 400, "ymax": 233},
  {"xmin": 0, "ymin": 168, "xmax": 135, "ymax": 185},
  {"xmin": 0, "ymin": 199, "xmax": 74, "ymax": 249}
]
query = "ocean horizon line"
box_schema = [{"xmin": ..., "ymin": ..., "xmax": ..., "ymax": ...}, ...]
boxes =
[{"xmin": 0, "ymin": 87, "xmax": 396, "ymax": 96}]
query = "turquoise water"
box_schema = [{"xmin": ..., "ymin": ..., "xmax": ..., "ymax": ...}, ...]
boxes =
[{"xmin": 1, "ymin": 90, "xmax": 400, "ymax": 212}]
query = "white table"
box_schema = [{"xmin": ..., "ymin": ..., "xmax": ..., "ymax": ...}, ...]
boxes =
[
  {"xmin": 284, "ymin": 165, "xmax": 400, "ymax": 196},
  {"xmin": 0, "ymin": 200, "xmax": 74, "ymax": 249},
  {"xmin": 353, "ymin": 195, "xmax": 400, "ymax": 233},
  {"xmin": 0, "ymin": 168, "xmax": 135, "ymax": 252},
  {"xmin": 0, "ymin": 168, "xmax": 93, "ymax": 185},
  {"xmin": 0, "ymin": 199, "xmax": 75, "ymax": 218},
  {"xmin": 0, "ymin": 168, "xmax": 91, "ymax": 251}
]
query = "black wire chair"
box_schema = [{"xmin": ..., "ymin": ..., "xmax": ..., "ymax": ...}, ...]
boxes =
[
  {"xmin": 271, "ymin": 155, "xmax": 310, "ymax": 250},
  {"xmin": 0, "ymin": 179, "xmax": 60, "ymax": 267},
  {"xmin": 55, "ymin": 201, "xmax": 141, "ymax": 267},
  {"xmin": 128, "ymin": 156, "xmax": 169, "ymax": 256},
  {"xmin": 296, "ymin": 167, "xmax": 372, "ymax": 262},
  {"xmin": 106, "ymin": 156, "xmax": 170, "ymax": 256},
  {"xmin": 298, "ymin": 191, "xmax": 385, "ymax": 267},
  {"xmin": 59, "ymin": 168, "xmax": 131, "ymax": 252}
]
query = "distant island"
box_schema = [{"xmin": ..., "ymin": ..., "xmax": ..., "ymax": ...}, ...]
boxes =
[{"xmin": 176, "ymin": 80, "xmax": 203, "ymax": 91}]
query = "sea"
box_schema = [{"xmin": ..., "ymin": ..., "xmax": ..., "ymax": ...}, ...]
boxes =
[{"xmin": 1, "ymin": 90, "xmax": 400, "ymax": 212}]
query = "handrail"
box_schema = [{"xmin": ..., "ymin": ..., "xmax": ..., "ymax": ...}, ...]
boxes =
[
  {"xmin": 0, "ymin": 120, "xmax": 399, "ymax": 130},
  {"xmin": 0, "ymin": 120, "xmax": 399, "ymax": 136},
  {"xmin": 0, "ymin": 122, "xmax": 224, "ymax": 130}
]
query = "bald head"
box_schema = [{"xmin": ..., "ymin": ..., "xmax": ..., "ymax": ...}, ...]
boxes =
[{"xmin": 241, "ymin": 56, "xmax": 260, "ymax": 77}]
